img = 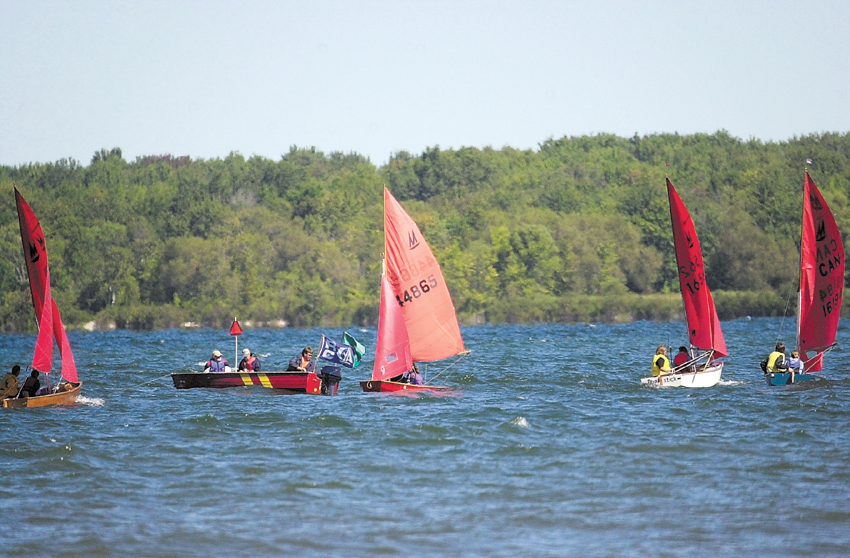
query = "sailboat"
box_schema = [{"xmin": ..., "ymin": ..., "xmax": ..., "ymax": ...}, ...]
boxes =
[
  {"xmin": 641, "ymin": 178, "xmax": 726, "ymax": 388},
  {"xmin": 361, "ymin": 188, "xmax": 467, "ymax": 393},
  {"xmin": 765, "ymin": 171, "xmax": 843, "ymax": 386},
  {"xmin": 3, "ymin": 189, "xmax": 81, "ymax": 408}
]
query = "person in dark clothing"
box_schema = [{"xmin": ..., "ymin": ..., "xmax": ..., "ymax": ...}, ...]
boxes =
[
  {"xmin": 19, "ymin": 370, "xmax": 41, "ymax": 397},
  {"xmin": 287, "ymin": 347, "xmax": 317, "ymax": 372},
  {"xmin": 238, "ymin": 348, "xmax": 261, "ymax": 372}
]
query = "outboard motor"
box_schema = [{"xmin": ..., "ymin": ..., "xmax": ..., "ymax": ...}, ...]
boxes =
[{"xmin": 319, "ymin": 366, "xmax": 342, "ymax": 395}]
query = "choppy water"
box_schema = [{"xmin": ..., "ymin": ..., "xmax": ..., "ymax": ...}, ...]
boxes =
[{"xmin": 2, "ymin": 317, "xmax": 849, "ymax": 557}]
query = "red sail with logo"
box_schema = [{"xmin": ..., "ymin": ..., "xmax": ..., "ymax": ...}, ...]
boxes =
[
  {"xmin": 372, "ymin": 275, "xmax": 415, "ymax": 382},
  {"xmin": 15, "ymin": 188, "xmax": 78, "ymax": 382},
  {"xmin": 383, "ymin": 187, "xmax": 465, "ymax": 361},
  {"xmin": 797, "ymin": 172, "xmax": 844, "ymax": 372},
  {"xmin": 667, "ymin": 178, "xmax": 727, "ymax": 357}
]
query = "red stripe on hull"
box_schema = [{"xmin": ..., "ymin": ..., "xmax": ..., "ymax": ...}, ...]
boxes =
[{"xmin": 359, "ymin": 380, "xmax": 449, "ymax": 393}]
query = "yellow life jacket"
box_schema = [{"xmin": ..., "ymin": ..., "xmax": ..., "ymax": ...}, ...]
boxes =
[
  {"xmin": 652, "ymin": 354, "xmax": 670, "ymax": 376},
  {"xmin": 767, "ymin": 351, "xmax": 787, "ymax": 372}
]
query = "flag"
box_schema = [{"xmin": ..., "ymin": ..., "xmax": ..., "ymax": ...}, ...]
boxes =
[
  {"xmin": 229, "ymin": 319, "xmax": 242, "ymax": 336},
  {"xmin": 317, "ymin": 335, "xmax": 355, "ymax": 368},
  {"xmin": 343, "ymin": 331, "xmax": 365, "ymax": 367}
]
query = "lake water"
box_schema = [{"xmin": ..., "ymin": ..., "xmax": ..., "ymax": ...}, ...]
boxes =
[{"xmin": 1, "ymin": 317, "xmax": 849, "ymax": 557}]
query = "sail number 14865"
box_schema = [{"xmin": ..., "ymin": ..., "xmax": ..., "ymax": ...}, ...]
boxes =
[{"xmin": 396, "ymin": 276, "xmax": 439, "ymax": 307}]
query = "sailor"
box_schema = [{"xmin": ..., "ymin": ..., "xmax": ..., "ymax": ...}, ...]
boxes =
[
  {"xmin": 238, "ymin": 348, "xmax": 261, "ymax": 372},
  {"xmin": 651, "ymin": 345, "xmax": 671, "ymax": 376},
  {"xmin": 19, "ymin": 370, "xmax": 41, "ymax": 398},
  {"xmin": 2, "ymin": 365, "xmax": 21, "ymax": 398},
  {"xmin": 673, "ymin": 346, "xmax": 690, "ymax": 368},
  {"xmin": 203, "ymin": 350, "xmax": 230, "ymax": 373},
  {"xmin": 287, "ymin": 347, "xmax": 317, "ymax": 372},
  {"xmin": 786, "ymin": 350, "xmax": 804, "ymax": 374},
  {"xmin": 766, "ymin": 342, "xmax": 789, "ymax": 373},
  {"xmin": 407, "ymin": 364, "xmax": 423, "ymax": 385}
]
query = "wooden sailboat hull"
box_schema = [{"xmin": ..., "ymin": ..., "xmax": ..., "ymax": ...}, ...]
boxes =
[
  {"xmin": 764, "ymin": 371, "xmax": 821, "ymax": 386},
  {"xmin": 2, "ymin": 382, "xmax": 82, "ymax": 408},
  {"xmin": 641, "ymin": 363, "xmax": 723, "ymax": 388},
  {"xmin": 360, "ymin": 379, "xmax": 449, "ymax": 393},
  {"xmin": 171, "ymin": 371, "xmax": 340, "ymax": 395}
]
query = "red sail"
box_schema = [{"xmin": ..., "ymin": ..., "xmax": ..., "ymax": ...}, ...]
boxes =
[
  {"xmin": 15, "ymin": 189, "xmax": 78, "ymax": 383},
  {"xmin": 797, "ymin": 172, "xmax": 844, "ymax": 371},
  {"xmin": 383, "ymin": 188, "xmax": 465, "ymax": 361},
  {"xmin": 372, "ymin": 275, "xmax": 414, "ymax": 381},
  {"xmin": 667, "ymin": 179, "xmax": 727, "ymax": 357},
  {"xmin": 32, "ymin": 279, "xmax": 55, "ymax": 373}
]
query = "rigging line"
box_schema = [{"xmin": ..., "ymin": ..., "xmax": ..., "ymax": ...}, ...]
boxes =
[
  {"xmin": 116, "ymin": 373, "xmax": 174, "ymax": 391},
  {"xmin": 427, "ymin": 352, "xmax": 470, "ymax": 383},
  {"xmin": 777, "ymin": 282, "xmax": 797, "ymax": 345}
]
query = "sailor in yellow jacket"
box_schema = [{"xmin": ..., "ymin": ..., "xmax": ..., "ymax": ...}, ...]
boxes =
[
  {"xmin": 652, "ymin": 345, "xmax": 671, "ymax": 376},
  {"xmin": 766, "ymin": 342, "xmax": 788, "ymax": 373}
]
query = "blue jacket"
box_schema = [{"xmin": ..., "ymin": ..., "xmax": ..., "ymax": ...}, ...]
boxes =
[
  {"xmin": 786, "ymin": 356, "xmax": 804, "ymax": 373},
  {"xmin": 205, "ymin": 358, "xmax": 228, "ymax": 372}
]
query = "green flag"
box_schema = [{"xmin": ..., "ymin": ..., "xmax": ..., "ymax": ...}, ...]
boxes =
[{"xmin": 343, "ymin": 332, "xmax": 365, "ymax": 367}]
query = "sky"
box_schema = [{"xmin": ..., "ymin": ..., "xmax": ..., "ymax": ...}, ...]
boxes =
[{"xmin": 2, "ymin": 0, "xmax": 849, "ymax": 168}]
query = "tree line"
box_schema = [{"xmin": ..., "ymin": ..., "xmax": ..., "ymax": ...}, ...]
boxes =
[{"xmin": 1, "ymin": 131, "xmax": 848, "ymax": 332}]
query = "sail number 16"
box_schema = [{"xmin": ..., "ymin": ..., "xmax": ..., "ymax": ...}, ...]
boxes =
[{"xmin": 396, "ymin": 275, "xmax": 439, "ymax": 307}]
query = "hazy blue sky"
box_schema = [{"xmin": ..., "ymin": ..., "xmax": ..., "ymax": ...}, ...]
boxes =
[{"xmin": 2, "ymin": 0, "xmax": 849, "ymax": 167}]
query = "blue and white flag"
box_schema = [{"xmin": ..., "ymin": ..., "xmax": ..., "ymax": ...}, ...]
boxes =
[{"xmin": 318, "ymin": 335, "xmax": 356, "ymax": 368}]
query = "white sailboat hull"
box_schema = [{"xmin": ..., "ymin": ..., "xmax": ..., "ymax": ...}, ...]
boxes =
[{"xmin": 640, "ymin": 362, "xmax": 723, "ymax": 388}]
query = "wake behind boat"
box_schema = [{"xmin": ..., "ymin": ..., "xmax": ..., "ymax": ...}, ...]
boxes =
[
  {"xmin": 3, "ymin": 189, "xmax": 81, "ymax": 408},
  {"xmin": 765, "ymin": 171, "xmax": 843, "ymax": 386},
  {"xmin": 641, "ymin": 178, "xmax": 726, "ymax": 388}
]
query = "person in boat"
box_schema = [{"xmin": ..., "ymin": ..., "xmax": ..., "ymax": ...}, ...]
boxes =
[
  {"xmin": 765, "ymin": 342, "xmax": 788, "ymax": 373},
  {"xmin": 2, "ymin": 365, "xmax": 21, "ymax": 398},
  {"xmin": 651, "ymin": 345, "xmax": 671, "ymax": 376},
  {"xmin": 238, "ymin": 348, "xmax": 261, "ymax": 372},
  {"xmin": 287, "ymin": 347, "xmax": 317, "ymax": 372},
  {"xmin": 407, "ymin": 364, "xmax": 423, "ymax": 385},
  {"xmin": 786, "ymin": 350, "xmax": 804, "ymax": 375},
  {"xmin": 19, "ymin": 370, "xmax": 41, "ymax": 398},
  {"xmin": 673, "ymin": 346, "xmax": 690, "ymax": 368},
  {"xmin": 203, "ymin": 350, "xmax": 230, "ymax": 373},
  {"xmin": 388, "ymin": 364, "xmax": 421, "ymax": 384}
]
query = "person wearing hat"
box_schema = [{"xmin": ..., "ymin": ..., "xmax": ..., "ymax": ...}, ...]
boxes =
[
  {"xmin": 203, "ymin": 350, "xmax": 230, "ymax": 373},
  {"xmin": 287, "ymin": 346, "xmax": 317, "ymax": 372},
  {"xmin": 238, "ymin": 348, "xmax": 261, "ymax": 372}
]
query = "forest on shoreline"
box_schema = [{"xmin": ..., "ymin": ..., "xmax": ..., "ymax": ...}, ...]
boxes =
[{"xmin": 1, "ymin": 130, "xmax": 849, "ymax": 332}]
